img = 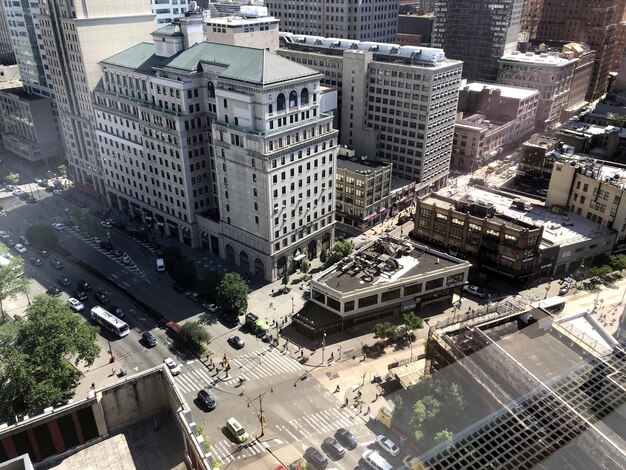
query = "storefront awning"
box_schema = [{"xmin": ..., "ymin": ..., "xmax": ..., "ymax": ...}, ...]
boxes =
[
  {"xmin": 293, "ymin": 253, "xmax": 306, "ymax": 262},
  {"xmin": 255, "ymin": 320, "xmax": 269, "ymax": 331},
  {"xmin": 401, "ymin": 299, "xmax": 417, "ymax": 312}
]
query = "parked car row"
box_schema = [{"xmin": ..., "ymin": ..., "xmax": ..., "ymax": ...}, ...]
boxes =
[{"xmin": 304, "ymin": 428, "xmax": 359, "ymax": 469}]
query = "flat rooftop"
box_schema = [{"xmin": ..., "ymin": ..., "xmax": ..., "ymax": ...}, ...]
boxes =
[
  {"xmin": 315, "ymin": 236, "xmax": 466, "ymax": 294},
  {"xmin": 433, "ymin": 186, "xmax": 615, "ymax": 246},
  {"xmin": 337, "ymin": 155, "xmax": 389, "ymax": 173},
  {"xmin": 501, "ymin": 51, "xmax": 572, "ymax": 67},
  {"xmin": 206, "ymin": 16, "xmax": 278, "ymax": 26},
  {"xmin": 462, "ymin": 82, "xmax": 539, "ymax": 100}
]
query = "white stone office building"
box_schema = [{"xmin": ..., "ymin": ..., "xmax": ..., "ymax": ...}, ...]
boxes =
[
  {"xmin": 151, "ymin": 0, "xmax": 190, "ymax": 24},
  {"xmin": 265, "ymin": 0, "xmax": 400, "ymax": 43},
  {"xmin": 37, "ymin": 0, "xmax": 156, "ymax": 196},
  {"xmin": 279, "ymin": 33, "xmax": 463, "ymax": 191},
  {"xmin": 95, "ymin": 19, "xmax": 338, "ymax": 280}
]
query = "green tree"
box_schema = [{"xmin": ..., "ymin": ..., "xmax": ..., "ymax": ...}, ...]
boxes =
[
  {"xmin": 25, "ymin": 224, "xmax": 59, "ymax": 248},
  {"xmin": 179, "ymin": 321, "xmax": 212, "ymax": 355},
  {"xmin": 0, "ymin": 248, "xmax": 29, "ymax": 320},
  {"xmin": 608, "ymin": 254, "xmax": 626, "ymax": 271},
  {"xmin": 403, "ymin": 311, "xmax": 424, "ymax": 333},
  {"xmin": 56, "ymin": 164, "xmax": 68, "ymax": 178},
  {"xmin": 588, "ymin": 265, "xmax": 613, "ymax": 278},
  {"xmin": 4, "ymin": 172, "xmax": 19, "ymax": 185},
  {"xmin": 373, "ymin": 321, "xmax": 398, "ymax": 341},
  {"xmin": 300, "ymin": 258, "xmax": 310, "ymax": 274},
  {"xmin": 434, "ymin": 429, "xmax": 454, "ymax": 449},
  {"xmin": 320, "ymin": 249, "xmax": 329, "ymax": 265},
  {"xmin": 323, "ymin": 240, "xmax": 354, "ymax": 268},
  {"xmin": 282, "ymin": 271, "xmax": 290, "ymax": 291},
  {"xmin": 0, "ymin": 295, "xmax": 100, "ymax": 418},
  {"xmin": 609, "ymin": 114, "xmax": 626, "ymax": 128},
  {"xmin": 171, "ymin": 256, "xmax": 197, "ymax": 288},
  {"xmin": 216, "ymin": 272, "xmax": 250, "ymax": 315}
]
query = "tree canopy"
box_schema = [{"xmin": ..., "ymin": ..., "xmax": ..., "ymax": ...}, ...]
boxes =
[
  {"xmin": 373, "ymin": 322, "xmax": 398, "ymax": 341},
  {"xmin": 179, "ymin": 321, "xmax": 212, "ymax": 355},
  {"xmin": 0, "ymin": 295, "xmax": 100, "ymax": 419},
  {"xmin": 0, "ymin": 246, "xmax": 29, "ymax": 320},
  {"xmin": 216, "ymin": 272, "xmax": 249, "ymax": 315},
  {"xmin": 608, "ymin": 114, "xmax": 626, "ymax": 128},
  {"xmin": 4, "ymin": 172, "xmax": 19, "ymax": 184},
  {"xmin": 321, "ymin": 240, "xmax": 354, "ymax": 268},
  {"xmin": 403, "ymin": 311, "xmax": 424, "ymax": 331}
]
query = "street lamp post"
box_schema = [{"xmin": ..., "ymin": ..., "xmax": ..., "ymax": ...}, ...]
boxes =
[
  {"xmin": 321, "ymin": 331, "xmax": 326, "ymax": 365},
  {"xmin": 248, "ymin": 388, "xmax": 273, "ymax": 438}
]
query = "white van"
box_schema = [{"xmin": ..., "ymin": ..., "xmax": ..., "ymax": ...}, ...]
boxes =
[
  {"xmin": 226, "ymin": 418, "xmax": 249, "ymax": 443},
  {"xmin": 156, "ymin": 258, "xmax": 165, "ymax": 272},
  {"xmin": 362, "ymin": 450, "xmax": 393, "ymax": 470}
]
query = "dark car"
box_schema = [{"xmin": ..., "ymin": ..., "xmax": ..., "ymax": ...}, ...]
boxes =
[
  {"xmin": 99, "ymin": 241, "xmax": 113, "ymax": 251},
  {"xmin": 78, "ymin": 280, "xmax": 91, "ymax": 291},
  {"xmin": 57, "ymin": 276, "xmax": 71, "ymax": 287},
  {"xmin": 397, "ymin": 215, "xmax": 411, "ymax": 225},
  {"xmin": 109, "ymin": 305, "xmax": 124, "ymax": 318},
  {"xmin": 95, "ymin": 291, "xmax": 109, "ymax": 304},
  {"xmin": 227, "ymin": 335, "xmax": 245, "ymax": 349},
  {"xmin": 73, "ymin": 290, "xmax": 88, "ymax": 301},
  {"xmin": 38, "ymin": 249, "xmax": 49, "ymax": 257},
  {"xmin": 51, "ymin": 258, "xmax": 64, "ymax": 270},
  {"xmin": 335, "ymin": 428, "xmax": 358, "ymax": 450},
  {"xmin": 46, "ymin": 286, "xmax": 61, "ymax": 296},
  {"xmin": 142, "ymin": 331, "xmax": 157, "ymax": 347},
  {"xmin": 322, "ymin": 437, "xmax": 345, "ymax": 458},
  {"xmin": 304, "ymin": 447, "xmax": 328, "ymax": 470},
  {"xmin": 220, "ymin": 314, "xmax": 239, "ymax": 328},
  {"xmin": 30, "ymin": 257, "xmax": 43, "ymax": 267},
  {"xmin": 197, "ymin": 389, "xmax": 216, "ymax": 411}
]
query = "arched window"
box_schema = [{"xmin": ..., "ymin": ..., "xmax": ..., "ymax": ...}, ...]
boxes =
[
  {"xmin": 289, "ymin": 90, "xmax": 297, "ymax": 108},
  {"xmin": 277, "ymin": 93, "xmax": 285, "ymax": 111},
  {"xmin": 207, "ymin": 81, "xmax": 215, "ymax": 98},
  {"xmin": 301, "ymin": 88, "xmax": 309, "ymax": 105}
]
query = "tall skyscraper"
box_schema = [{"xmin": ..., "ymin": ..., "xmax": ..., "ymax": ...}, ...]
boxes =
[
  {"xmin": 432, "ymin": 0, "xmax": 525, "ymax": 82},
  {"xmin": 37, "ymin": 0, "xmax": 155, "ymax": 195},
  {"xmin": 529, "ymin": 0, "xmax": 626, "ymax": 100},
  {"xmin": 3, "ymin": 0, "xmax": 53, "ymax": 97},
  {"xmin": 265, "ymin": 0, "xmax": 400, "ymax": 43},
  {"xmin": 95, "ymin": 17, "xmax": 338, "ymax": 279},
  {"xmin": 0, "ymin": 2, "xmax": 16, "ymax": 65}
]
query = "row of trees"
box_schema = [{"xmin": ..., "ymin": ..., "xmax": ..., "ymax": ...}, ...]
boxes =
[{"xmin": 372, "ymin": 312, "xmax": 424, "ymax": 342}]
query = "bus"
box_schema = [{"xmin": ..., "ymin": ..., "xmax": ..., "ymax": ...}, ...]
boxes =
[
  {"xmin": 90, "ymin": 306, "xmax": 130, "ymax": 337},
  {"xmin": 531, "ymin": 296, "xmax": 565, "ymax": 313}
]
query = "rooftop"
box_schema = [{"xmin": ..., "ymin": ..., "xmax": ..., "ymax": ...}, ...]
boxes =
[
  {"xmin": 337, "ymin": 155, "xmax": 390, "ymax": 173},
  {"xmin": 101, "ymin": 41, "xmax": 321, "ymax": 86},
  {"xmin": 206, "ymin": 16, "xmax": 279, "ymax": 26},
  {"xmin": 151, "ymin": 23, "xmax": 183, "ymax": 37},
  {"xmin": 501, "ymin": 51, "xmax": 573, "ymax": 67},
  {"xmin": 314, "ymin": 236, "xmax": 468, "ymax": 295},
  {"xmin": 461, "ymin": 81, "xmax": 539, "ymax": 100}
]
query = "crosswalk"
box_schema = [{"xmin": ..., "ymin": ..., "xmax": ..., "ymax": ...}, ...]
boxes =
[
  {"xmin": 172, "ymin": 348, "xmax": 303, "ymax": 394},
  {"xmin": 210, "ymin": 436, "xmax": 284, "ymax": 465}
]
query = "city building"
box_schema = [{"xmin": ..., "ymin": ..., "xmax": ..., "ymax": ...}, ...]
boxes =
[
  {"xmin": 37, "ymin": 0, "xmax": 156, "ymax": 196},
  {"xmin": 0, "ymin": 86, "xmax": 63, "ymax": 162},
  {"xmin": 96, "ymin": 17, "xmax": 337, "ymax": 280},
  {"xmin": 0, "ymin": 366, "xmax": 211, "ymax": 469},
  {"xmin": 413, "ymin": 184, "xmax": 616, "ymax": 278},
  {"xmin": 517, "ymin": 134, "xmax": 570, "ymax": 182},
  {"xmin": 151, "ymin": 0, "xmax": 190, "ymax": 24},
  {"xmin": 265, "ymin": 0, "xmax": 400, "ymax": 43},
  {"xmin": 0, "ymin": 1, "xmax": 15, "ymax": 66},
  {"xmin": 278, "ymin": 33, "xmax": 463, "ymax": 190},
  {"xmin": 335, "ymin": 147, "xmax": 393, "ymax": 236},
  {"xmin": 412, "ymin": 191, "xmax": 544, "ymax": 281},
  {"xmin": 452, "ymin": 82, "xmax": 539, "ymax": 172},
  {"xmin": 546, "ymin": 156, "xmax": 626, "ymax": 253},
  {"xmin": 419, "ymin": 306, "xmax": 626, "ymax": 469},
  {"xmin": 432, "ymin": 0, "xmax": 525, "ymax": 83},
  {"xmin": 556, "ymin": 121, "xmax": 626, "ymax": 161},
  {"xmin": 294, "ymin": 236, "xmax": 470, "ymax": 335},
  {"xmin": 399, "ymin": 0, "xmax": 435, "ymax": 15},
  {"xmin": 530, "ymin": 0, "xmax": 626, "ymax": 101},
  {"xmin": 205, "ymin": 13, "xmax": 280, "ymax": 52},
  {"xmin": 498, "ymin": 51, "xmax": 582, "ymax": 130},
  {"xmin": 397, "ymin": 13, "xmax": 433, "ymax": 46},
  {"xmin": 562, "ymin": 43, "xmax": 595, "ymax": 120},
  {"xmin": 0, "ymin": 65, "xmax": 19, "ymax": 84}
]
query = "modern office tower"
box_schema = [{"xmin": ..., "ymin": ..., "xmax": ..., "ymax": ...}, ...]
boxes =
[
  {"xmin": 3, "ymin": 0, "xmax": 52, "ymax": 97},
  {"xmin": 265, "ymin": 0, "xmax": 400, "ymax": 43},
  {"xmin": 95, "ymin": 19, "xmax": 337, "ymax": 280},
  {"xmin": 278, "ymin": 33, "xmax": 463, "ymax": 191},
  {"xmin": 37, "ymin": 0, "xmax": 155, "ymax": 195},
  {"xmin": 0, "ymin": 2, "xmax": 16, "ymax": 66},
  {"xmin": 432, "ymin": 0, "xmax": 525, "ymax": 82},
  {"xmin": 531, "ymin": 0, "xmax": 626, "ymax": 100},
  {"xmin": 151, "ymin": 0, "xmax": 190, "ymax": 24}
]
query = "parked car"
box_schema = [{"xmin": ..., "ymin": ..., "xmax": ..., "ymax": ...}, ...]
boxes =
[
  {"xmin": 463, "ymin": 284, "xmax": 487, "ymax": 298},
  {"xmin": 73, "ymin": 290, "xmax": 88, "ymax": 301},
  {"xmin": 38, "ymin": 249, "xmax": 49, "ymax": 257},
  {"xmin": 163, "ymin": 357, "xmax": 181, "ymax": 375},
  {"xmin": 202, "ymin": 303, "xmax": 219, "ymax": 313},
  {"xmin": 51, "ymin": 222, "xmax": 65, "ymax": 231},
  {"xmin": 57, "ymin": 276, "xmax": 71, "ymax": 287},
  {"xmin": 304, "ymin": 447, "xmax": 328, "ymax": 469},
  {"xmin": 227, "ymin": 335, "xmax": 245, "ymax": 349},
  {"xmin": 91, "ymin": 236, "xmax": 101, "ymax": 244},
  {"xmin": 322, "ymin": 437, "xmax": 345, "ymax": 458},
  {"xmin": 18, "ymin": 235, "xmax": 29, "ymax": 246},
  {"xmin": 78, "ymin": 280, "xmax": 91, "ymax": 291},
  {"xmin": 109, "ymin": 305, "xmax": 124, "ymax": 318},
  {"xmin": 94, "ymin": 291, "xmax": 109, "ymax": 304},
  {"xmin": 142, "ymin": 331, "xmax": 157, "ymax": 347},
  {"xmin": 51, "ymin": 258, "xmax": 64, "ymax": 270},
  {"xmin": 335, "ymin": 428, "xmax": 358, "ymax": 450},
  {"xmin": 376, "ymin": 435, "xmax": 400, "ymax": 456},
  {"xmin": 46, "ymin": 286, "xmax": 61, "ymax": 296},
  {"xmin": 197, "ymin": 390, "xmax": 216, "ymax": 411},
  {"xmin": 100, "ymin": 220, "xmax": 112, "ymax": 228},
  {"xmin": 14, "ymin": 243, "xmax": 27, "ymax": 254},
  {"xmin": 30, "ymin": 257, "xmax": 43, "ymax": 267},
  {"xmin": 397, "ymin": 215, "xmax": 411, "ymax": 225},
  {"xmin": 67, "ymin": 297, "xmax": 85, "ymax": 312}
]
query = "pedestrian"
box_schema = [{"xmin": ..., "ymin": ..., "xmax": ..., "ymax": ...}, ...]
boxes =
[
  {"xmin": 366, "ymin": 406, "xmax": 371, "ymax": 414},
  {"xmin": 344, "ymin": 397, "xmax": 348, "ymax": 407},
  {"xmin": 335, "ymin": 385, "xmax": 340, "ymax": 393},
  {"xmin": 111, "ymin": 367, "xmax": 116, "ymax": 376},
  {"xmin": 330, "ymin": 352, "xmax": 334, "ymax": 360},
  {"xmin": 91, "ymin": 383, "xmax": 95, "ymax": 389}
]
